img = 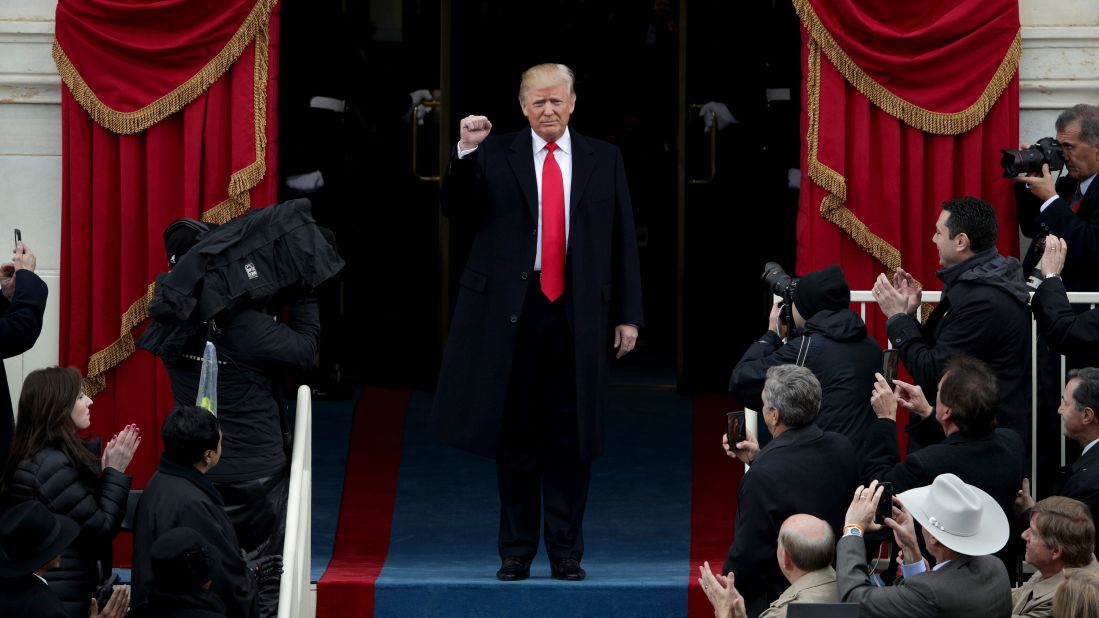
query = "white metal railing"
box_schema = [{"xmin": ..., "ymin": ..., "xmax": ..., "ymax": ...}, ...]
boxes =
[
  {"xmin": 279, "ymin": 385, "xmax": 314, "ymax": 618},
  {"xmin": 849, "ymin": 289, "xmax": 1099, "ymax": 498}
]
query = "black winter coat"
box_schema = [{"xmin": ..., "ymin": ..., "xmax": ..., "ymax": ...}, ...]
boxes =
[
  {"xmin": 132, "ymin": 456, "xmax": 257, "ymax": 618},
  {"xmin": 0, "ymin": 269, "xmax": 47, "ymax": 464},
  {"xmin": 729, "ymin": 309, "xmax": 881, "ymax": 452},
  {"xmin": 156, "ymin": 296, "xmax": 320, "ymax": 483},
  {"xmin": 885, "ymin": 249, "xmax": 1031, "ymax": 445},
  {"xmin": 5, "ymin": 444, "xmax": 131, "ymax": 618}
]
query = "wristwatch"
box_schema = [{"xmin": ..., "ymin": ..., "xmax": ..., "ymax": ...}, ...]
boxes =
[
  {"xmin": 844, "ymin": 525, "xmax": 864, "ymax": 537},
  {"xmin": 1045, "ymin": 272, "xmax": 1061, "ymax": 279}
]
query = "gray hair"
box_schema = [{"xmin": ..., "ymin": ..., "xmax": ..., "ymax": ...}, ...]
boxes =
[
  {"xmin": 763, "ymin": 365, "xmax": 821, "ymax": 428},
  {"xmin": 1056, "ymin": 104, "xmax": 1099, "ymax": 145}
]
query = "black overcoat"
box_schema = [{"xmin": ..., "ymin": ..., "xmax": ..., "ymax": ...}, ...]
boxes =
[
  {"xmin": 0, "ymin": 269, "xmax": 47, "ymax": 462},
  {"xmin": 1017, "ymin": 176, "xmax": 1099, "ymax": 292},
  {"xmin": 430, "ymin": 129, "xmax": 643, "ymax": 461}
]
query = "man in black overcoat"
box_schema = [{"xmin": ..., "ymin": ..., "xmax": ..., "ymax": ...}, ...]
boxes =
[
  {"xmin": 722, "ymin": 364, "xmax": 858, "ymax": 617},
  {"xmin": 430, "ymin": 63, "xmax": 643, "ymax": 581}
]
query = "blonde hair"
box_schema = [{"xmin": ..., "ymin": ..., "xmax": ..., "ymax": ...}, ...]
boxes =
[
  {"xmin": 1054, "ymin": 569, "xmax": 1099, "ymax": 618},
  {"xmin": 519, "ymin": 64, "xmax": 575, "ymax": 101}
]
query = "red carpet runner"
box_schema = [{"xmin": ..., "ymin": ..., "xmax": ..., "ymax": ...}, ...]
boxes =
[
  {"xmin": 689, "ymin": 393, "xmax": 744, "ymax": 617},
  {"xmin": 317, "ymin": 388, "xmax": 410, "ymax": 617}
]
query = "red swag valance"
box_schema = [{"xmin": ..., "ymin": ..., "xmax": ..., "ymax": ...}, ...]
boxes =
[{"xmin": 55, "ymin": 0, "xmax": 270, "ymax": 134}]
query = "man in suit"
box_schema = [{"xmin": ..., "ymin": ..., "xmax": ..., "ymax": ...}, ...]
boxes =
[
  {"xmin": 1012, "ymin": 496, "xmax": 1099, "ymax": 617},
  {"xmin": 723, "ymin": 365, "xmax": 857, "ymax": 617},
  {"xmin": 864, "ymin": 355, "xmax": 1025, "ymax": 573},
  {"xmin": 838, "ymin": 475, "xmax": 1012, "ymax": 617},
  {"xmin": 0, "ymin": 241, "xmax": 47, "ymax": 464},
  {"xmin": 1013, "ymin": 104, "xmax": 1099, "ymax": 496},
  {"xmin": 872, "ymin": 196, "xmax": 1031, "ymax": 447},
  {"xmin": 430, "ymin": 63, "xmax": 644, "ymax": 582},
  {"xmin": 1017, "ymin": 366, "xmax": 1099, "ymax": 555},
  {"xmin": 0, "ymin": 500, "xmax": 129, "ymax": 618}
]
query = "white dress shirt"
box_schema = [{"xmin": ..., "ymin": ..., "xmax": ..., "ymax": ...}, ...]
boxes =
[{"xmin": 456, "ymin": 128, "xmax": 573, "ymax": 271}]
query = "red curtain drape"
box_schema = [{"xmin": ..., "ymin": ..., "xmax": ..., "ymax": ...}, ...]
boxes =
[
  {"xmin": 54, "ymin": 0, "xmax": 280, "ymax": 565},
  {"xmin": 793, "ymin": 0, "xmax": 1019, "ymax": 434}
]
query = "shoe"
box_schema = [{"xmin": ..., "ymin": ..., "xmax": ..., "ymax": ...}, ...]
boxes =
[
  {"xmin": 496, "ymin": 557, "xmax": 530, "ymax": 581},
  {"xmin": 550, "ymin": 558, "xmax": 586, "ymax": 581}
]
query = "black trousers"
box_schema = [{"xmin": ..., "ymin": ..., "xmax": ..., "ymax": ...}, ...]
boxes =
[
  {"xmin": 497, "ymin": 278, "xmax": 590, "ymax": 563},
  {"xmin": 212, "ymin": 470, "xmax": 289, "ymax": 618}
]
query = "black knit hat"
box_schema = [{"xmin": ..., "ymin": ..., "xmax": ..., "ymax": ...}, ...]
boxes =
[
  {"xmin": 163, "ymin": 218, "xmax": 213, "ymax": 270},
  {"xmin": 150, "ymin": 527, "xmax": 215, "ymax": 592},
  {"xmin": 0, "ymin": 501, "xmax": 79, "ymax": 576},
  {"xmin": 792, "ymin": 264, "xmax": 850, "ymax": 319}
]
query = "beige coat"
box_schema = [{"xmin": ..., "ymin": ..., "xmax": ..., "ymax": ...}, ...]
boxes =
[
  {"xmin": 759, "ymin": 567, "xmax": 839, "ymax": 618},
  {"xmin": 1011, "ymin": 559, "xmax": 1099, "ymax": 618}
]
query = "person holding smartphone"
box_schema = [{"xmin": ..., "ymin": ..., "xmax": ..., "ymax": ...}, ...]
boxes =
[{"xmin": 0, "ymin": 238, "xmax": 48, "ymax": 464}]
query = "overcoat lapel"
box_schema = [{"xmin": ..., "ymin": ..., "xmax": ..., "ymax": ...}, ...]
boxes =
[
  {"xmin": 507, "ymin": 131, "xmax": 538, "ymax": 222},
  {"xmin": 570, "ymin": 132, "xmax": 595, "ymax": 219}
]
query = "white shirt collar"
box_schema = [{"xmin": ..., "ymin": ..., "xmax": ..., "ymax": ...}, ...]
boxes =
[
  {"xmin": 531, "ymin": 128, "xmax": 571, "ymax": 156},
  {"xmin": 1079, "ymin": 172, "xmax": 1097, "ymax": 196},
  {"xmin": 1083, "ymin": 437, "xmax": 1099, "ymax": 456},
  {"xmin": 34, "ymin": 573, "xmax": 48, "ymax": 585}
]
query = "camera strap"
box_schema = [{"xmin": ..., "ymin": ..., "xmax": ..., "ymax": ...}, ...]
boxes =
[{"xmin": 795, "ymin": 336, "xmax": 812, "ymax": 367}]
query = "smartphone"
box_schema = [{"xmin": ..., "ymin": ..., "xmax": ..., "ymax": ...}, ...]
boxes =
[
  {"xmin": 13, "ymin": 228, "xmax": 21, "ymax": 251},
  {"xmin": 93, "ymin": 571, "xmax": 119, "ymax": 610},
  {"xmin": 727, "ymin": 410, "xmax": 746, "ymax": 445},
  {"xmin": 875, "ymin": 482, "xmax": 894, "ymax": 524},
  {"xmin": 882, "ymin": 349, "xmax": 900, "ymax": 390}
]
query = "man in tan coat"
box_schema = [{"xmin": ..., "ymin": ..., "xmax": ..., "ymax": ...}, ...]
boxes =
[
  {"xmin": 1013, "ymin": 496, "xmax": 1099, "ymax": 617},
  {"xmin": 699, "ymin": 514, "xmax": 838, "ymax": 618}
]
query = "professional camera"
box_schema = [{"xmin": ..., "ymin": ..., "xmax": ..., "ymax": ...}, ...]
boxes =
[
  {"xmin": 761, "ymin": 261, "xmax": 799, "ymax": 334},
  {"xmin": 1000, "ymin": 137, "xmax": 1065, "ymax": 178}
]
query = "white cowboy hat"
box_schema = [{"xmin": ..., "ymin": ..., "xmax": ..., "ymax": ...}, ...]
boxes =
[{"xmin": 898, "ymin": 472, "xmax": 1009, "ymax": 557}]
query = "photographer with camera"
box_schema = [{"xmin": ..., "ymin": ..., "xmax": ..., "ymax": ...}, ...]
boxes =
[
  {"xmin": 1008, "ymin": 104, "xmax": 1099, "ymax": 497},
  {"xmin": 1009, "ymin": 104, "xmax": 1099, "ymax": 293},
  {"xmin": 730, "ymin": 264, "xmax": 881, "ymax": 458}
]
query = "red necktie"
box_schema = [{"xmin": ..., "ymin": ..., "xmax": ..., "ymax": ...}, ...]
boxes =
[
  {"xmin": 1071, "ymin": 187, "xmax": 1083, "ymax": 213},
  {"xmin": 541, "ymin": 142, "xmax": 565, "ymax": 301}
]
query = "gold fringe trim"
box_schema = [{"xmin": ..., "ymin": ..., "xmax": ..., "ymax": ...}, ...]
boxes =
[
  {"xmin": 83, "ymin": 283, "xmax": 155, "ymax": 396},
  {"xmin": 793, "ymin": 0, "xmax": 1020, "ymax": 136},
  {"xmin": 806, "ymin": 39, "xmax": 902, "ymax": 274},
  {"xmin": 80, "ymin": 20, "xmax": 271, "ymax": 397},
  {"xmin": 53, "ymin": 0, "xmax": 277, "ymax": 135}
]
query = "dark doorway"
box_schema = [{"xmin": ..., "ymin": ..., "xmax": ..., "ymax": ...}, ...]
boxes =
[{"xmin": 278, "ymin": 0, "xmax": 801, "ymax": 395}]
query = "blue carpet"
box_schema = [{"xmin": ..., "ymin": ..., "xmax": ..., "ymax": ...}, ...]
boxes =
[
  {"xmin": 372, "ymin": 389, "xmax": 695, "ymax": 617},
  {"xmin": 310, "ymin": 392, "xmax": 361, "ymax": 581}
]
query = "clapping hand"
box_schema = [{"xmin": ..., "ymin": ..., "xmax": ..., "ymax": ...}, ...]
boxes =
[
  {"xmin": 101, "ymin": 424, "xmax": 141, "ymax": 473},
  {"xmin": 697, "ymin": 561, "xmax": 747, "ymax": 618},
  {"xmin": 1038, "ymin": 234, "xmax": 1067, "ymax": 278}
]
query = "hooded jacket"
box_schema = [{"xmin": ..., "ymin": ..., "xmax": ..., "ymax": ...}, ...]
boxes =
[
  {"xmin": 885, "ymin": 249, "xmax": 1032, "ymax": 445},
  {"xmin": 730, "ymin": 308, "xmax": 882, "ymax": 453}
]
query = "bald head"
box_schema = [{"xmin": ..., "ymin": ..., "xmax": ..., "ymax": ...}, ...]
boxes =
[{"xmin": 779, "ymin": 514, "xmax": 835, "ymax": 572}]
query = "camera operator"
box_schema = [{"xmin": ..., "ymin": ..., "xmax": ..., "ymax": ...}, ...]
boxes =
[
  {"xmin": 1011, "ymin": 104, "xmax": 1099, "ymax": 292},
  {"xmin": 1010, "ymin": 104, "xmax": 1099, "ymax": 497},
  {"xmin": 730, "ymin": 264, "xmax": 881, "ymax": 458}
]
